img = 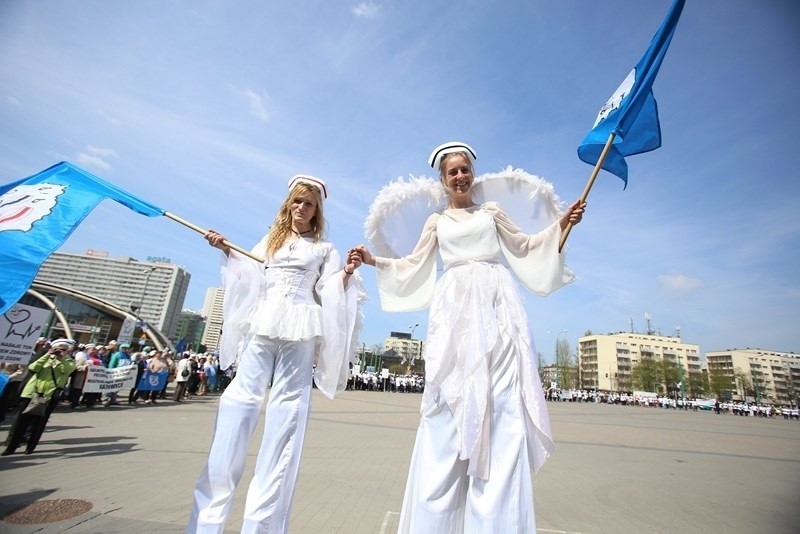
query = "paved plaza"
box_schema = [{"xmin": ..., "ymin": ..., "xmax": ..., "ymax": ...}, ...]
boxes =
[{"xmin": 1, "ymin": 389, "xmax": 798, "ymax": 533}]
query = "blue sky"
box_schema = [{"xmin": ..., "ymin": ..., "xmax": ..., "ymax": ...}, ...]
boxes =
[{"xmin": 1, "ymin": 0, "xmax": 798, "ymax": 360}]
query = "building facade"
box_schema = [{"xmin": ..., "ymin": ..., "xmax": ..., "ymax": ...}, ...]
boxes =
[
  {"xmin": 578, "ymin": 332, "xmax": 700, "ymax": 394},
  {"xmin": 706, "ymin": 348, "xmax": 800, "ymax": 406},
  {"xmin": 384, "ymin": 331, "xmax": 424, "ymax": 367},
  {"xmin": 35, "ymin": 251, "xmax": 190, "ymax": 341},
  {"xmin": 175, "ymin": 310, "xmax": 206, "ymax": 353},
  {"xmin": 200, "ymin": 286, "xmax": 225, "ymax": 351}
]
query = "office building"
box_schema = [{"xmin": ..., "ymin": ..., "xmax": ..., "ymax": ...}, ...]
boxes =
[
  {"xmin": 35, "ymin": 251, "xmax": 190, "ymax": 340},
  {"xmin": 706, "ymin": 348, "xmax": 800, "ymax": 405},
  {"xmin": 200, "ymin": 286, "xmax": 225, "ymax": 351},
  {"xmin": 578, "ymin": 332, "xmax": 700, "ymax": 394}
]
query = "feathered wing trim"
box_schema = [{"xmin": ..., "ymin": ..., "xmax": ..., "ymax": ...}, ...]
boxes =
[
  {"xmin": 471, "ymin": 166, "xmax": 565, "ymax": 236},
  {"xmin": 364, "ymin": 175, "xmax": 447, "ymax": 258},
  {"xmin": 364, "ymin": 168, "xmax": 565, "ymax": 257}
]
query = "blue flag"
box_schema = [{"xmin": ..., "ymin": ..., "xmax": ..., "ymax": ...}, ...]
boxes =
[
  {"xmin": 137, "ymin": 369, "xmax": 169, "ymax": 391},
  {"xmin": 0, "ymin": 162, "xmax": 165, "ymax": 314},
  {"xmin": 577, "ymin": 0, "xmax": 685, "ymax": 187}
]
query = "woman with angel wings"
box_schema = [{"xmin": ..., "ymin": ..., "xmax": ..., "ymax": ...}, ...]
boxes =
[{"xmin": 357, "ymin": 142, "xmax": 585, "ymax": 533}]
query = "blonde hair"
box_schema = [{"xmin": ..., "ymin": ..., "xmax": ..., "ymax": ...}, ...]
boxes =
[{"xmin": 265, "ymin": 182, "xmax": 326, "ymax": 256}]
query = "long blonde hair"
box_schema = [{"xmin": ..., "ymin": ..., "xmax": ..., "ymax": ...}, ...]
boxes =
[{"xmin": 265, "ymin": 182, "xmax": 326, "ymax": 256}]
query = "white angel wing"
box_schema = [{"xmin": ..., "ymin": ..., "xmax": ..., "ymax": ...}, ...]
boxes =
[
  {"xmin": 364, "ymin": 175, "xmax": 447, "ymax": 258},
  {"xmin": 364, "ymin": 167, "xmax": 565, "ymax": 259},
  {"xmin": 471, "ymin": 166, "xmax": 565, "ymax": 235}
]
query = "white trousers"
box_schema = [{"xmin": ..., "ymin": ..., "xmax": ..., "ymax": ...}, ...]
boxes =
[
  {"xmin": 188, "ymin": 336, "xmax": 315, "ymax": 534},
  {"xmin": 398, "ymin": 333, "xmax": 537, "ymax": 534}
]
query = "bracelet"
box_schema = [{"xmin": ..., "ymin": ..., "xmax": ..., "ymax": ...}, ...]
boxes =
[{"xmin": 344, "ymin": 268, "xmax": 354, "ymax": 275}]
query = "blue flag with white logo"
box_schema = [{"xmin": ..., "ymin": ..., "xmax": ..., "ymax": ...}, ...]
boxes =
[
  {"xmin": 137, "ymin": 369, "xmax": 170, "ymax": 391},
  {"xmin": 0, "ymin": 162, "xmax": 165, "ymax": 314},
  {"xmin": 577, "ymin": 0, "xmax": 685, "ymax": 187}
]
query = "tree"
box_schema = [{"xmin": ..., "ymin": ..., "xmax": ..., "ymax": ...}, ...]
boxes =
[
  {"xmin": 707, "ymin": 366, "xmax": 733, "ymax": 400},
  {"xmin": 734, "ymin": 368, "xmax": 753, "ymax": 402},
  {"xmin": 686, "ymin": 371, "xmax": 706, "ymax": 398},
  {"xmin": 658, "ymin": 360, "xmax": 682, "ymax": 396},
  {"xmin": 555, "ymin": 338, "xmax": 578, "ymax": 388},
  {"xmin": 536, "ymin": 351, "xmax": 546, "ymax": 383},
  {"xmin": 631, "ymin": 358, "xmax": 659, "ymax": 392}
]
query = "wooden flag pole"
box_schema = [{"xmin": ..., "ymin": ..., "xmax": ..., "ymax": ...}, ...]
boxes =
[
  {"xmin": 164, "ymin": 211, "xmax": 265, "ymax": 263},
  {"xmin": 559, "ymin": 132, "xmax": 617, "ymax": 252}
]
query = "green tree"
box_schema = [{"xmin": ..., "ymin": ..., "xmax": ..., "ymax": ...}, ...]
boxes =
[
  {"xmin": 631, "ymin": 359, "xmax": 659, "ymax": 392},
  {"xmin": 707, "ymin": 366, "xmax": 733, "ymax": 400}
]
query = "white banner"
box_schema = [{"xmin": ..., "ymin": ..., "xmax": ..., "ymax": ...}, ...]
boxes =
[
  {"xmin": 0, "ymin": 303, "xmax": 51, "ymax": 364},
  {"xmin": 83, "ymin": 364, "xmax": 138, "ymax": 393},
  {"xmin": 116, "ymin": 317, "xmax": 136, "ymax": 345}
]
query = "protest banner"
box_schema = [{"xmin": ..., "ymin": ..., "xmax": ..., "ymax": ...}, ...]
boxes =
[
  {"xmin": 0, "ymin": 303, "xmax": 51, "ymax": 364},
  {"xmin": 83, "ymin": 364, "xmax": 137, "ymax": 393}
]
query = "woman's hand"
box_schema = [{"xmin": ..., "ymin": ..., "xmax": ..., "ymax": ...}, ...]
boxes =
[
  {"xmin": 354, "ymin": 244, "xmax": 375, "ymax": 267},
  {"xmin": 560, "ymin": 200, "xmax": 587, "ymax": 231},
  {"xmin": 205, "ymin": 230, "xmax": 231, "ymax": 256},
  {"xmin": 343, "ymin": 248, "xmax": 363, "ymax": 277}
]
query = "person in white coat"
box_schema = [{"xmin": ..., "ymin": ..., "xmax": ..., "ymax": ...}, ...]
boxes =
[
  {"xmin": 188, "ymin": 175, "xmax": 363, "ymax": 534},
  {"xmin": 357, "ymin": 142, "xmax": 585, "ymax": 533}
]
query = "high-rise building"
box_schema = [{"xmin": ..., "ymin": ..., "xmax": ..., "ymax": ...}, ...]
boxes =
[
  {"xmin": 201, "ymin": 287, "xmax": 225, "ymax": 351},
  {"xmin": 35, "ymin": 251, "xmax": 190, "ymax": 340},
  {"xmin": 175, "ymin": 310, "xmax": 206, "ymax": 353},
  {"xmin": 706, "ymin": 348, "xmax": 800, "ymax": 405},
  {"xmin": 578, "ymin": 332, "xmax": 700, "ymax": 394}
]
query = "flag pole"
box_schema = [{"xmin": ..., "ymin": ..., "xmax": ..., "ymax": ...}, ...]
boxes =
[
  {"xmin": 559, "ymin": 132, "xmax": 617, "ymax": 252},
  {"xmin": 163, "ymin": 211, "xmax": 265, "ymax": 263}
]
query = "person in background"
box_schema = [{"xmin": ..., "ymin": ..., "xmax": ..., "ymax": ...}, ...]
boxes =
[
  {"xmin": 68, "ymin": 344, "xmax": 90, "ymax": 409},
  {"xmin": 2, "ymin": 339, "xmax": 76, "ymax": 456},
  {"xmin": 103, "ymin": 343, "xmax": 132, "ymax": 407},
  {"xmin": 173, "ymin": 353, "xmax": 192, "ymax": 402}
]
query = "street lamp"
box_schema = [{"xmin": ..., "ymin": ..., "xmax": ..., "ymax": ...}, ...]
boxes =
[
  {"xmin": 129, "ymin": 267, "xmax": 156, "ymax": 346},
  {"xmin": 546, "ymin": 329, "xmax": 568, "ymax": 388},
  {"xmin": 408, "ymin": 323, "xmax": 420, "ymax": 369}
]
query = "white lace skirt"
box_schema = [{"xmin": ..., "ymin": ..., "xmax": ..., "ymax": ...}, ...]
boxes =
[{"xmin": 423, "ymin": 261, "xmax": 554, "ymax": 479}]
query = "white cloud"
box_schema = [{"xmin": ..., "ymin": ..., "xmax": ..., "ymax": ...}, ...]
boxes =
[
  {"xmin": 75, "ymin": 145, "xmax": 117, "ymax": 171},
  {"xmin": 95, "ymin": 108, "xmax": 122, "ymax": 125},
  {"xmin": 6, "ymin": 96, "xmax": 21, "ymax": 106},
  {"xmin": 353, "ymin": 1, "xmax": 380, "ymax": 18},
  {"xmin": 238, "ymin": 87, "xmax": 270, "ymax": 122},
  {"xmin": 658, "ymin": 273, "xmax": 702, "ymax": 295}
]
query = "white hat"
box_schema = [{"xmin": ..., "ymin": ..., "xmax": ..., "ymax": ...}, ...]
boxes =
[
  {"xmin": 288, "ymin": 174, "xmax": 327, "ymax": 199},
  {"xmin": 51, "ymin": 338, "xmax": 76, "ymax": 347},
  {"xmin": 428, "ymin": 141, "xmax": 477, "ymax": 169}
]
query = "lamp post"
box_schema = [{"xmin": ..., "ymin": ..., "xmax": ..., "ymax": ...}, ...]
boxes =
[
  {"xmin": 408, "ymin": 323, "xmax": 420, "ymax": 370},
  {"xmin": 546, "ymin": 329, "xmax": 568, "ymax": 388},
  {"xmin": 130, "ymin": 267, "xmax": 156, "ymax": 346}
]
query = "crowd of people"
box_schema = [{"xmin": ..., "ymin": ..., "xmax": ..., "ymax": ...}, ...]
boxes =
[
  {"xmin": 0, "ymin": 337, "xmax": 233, "ymax": 455},
  {"xmin": 545, "ymin": 387, "xmax": 800, "ymax": 419}
]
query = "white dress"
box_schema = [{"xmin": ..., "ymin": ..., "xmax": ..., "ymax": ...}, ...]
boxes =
[
  {"xmin": 374, "ymin": 201, "xmax": 572, "ymax": 533},
  {"xmin": 189, "ymin": 236, "xmax": 362, "ymax": 534}
]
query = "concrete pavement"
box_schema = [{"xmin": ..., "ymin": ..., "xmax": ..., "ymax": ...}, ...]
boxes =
[{"xmin": 1, "ymin": 390, "xmax": 798, "ymax": 533}]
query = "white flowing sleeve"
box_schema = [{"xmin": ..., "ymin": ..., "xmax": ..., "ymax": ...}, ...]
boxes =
[
  {"xmin": 374, "ymin": 213, "xmax": 439, "ymax": 312},
  {"xmin": 486, "ymin": 202, "xmax": 575, "ymax": 296},
  {"xmin": 218, "ymin": 237, "xmax": 267, "ymax": 370},
  {"xmin": 315, "ymin": 246, "xmax": 365, "ymax": 399}
]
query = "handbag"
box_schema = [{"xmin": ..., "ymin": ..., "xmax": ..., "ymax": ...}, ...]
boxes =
[
  {"xmin": 22, "ymin": 365, "xmax": 61, "ymax": 417},
  {"xmin": 23, "ymin": 393, "xmax": 50, "ymax": 416}
]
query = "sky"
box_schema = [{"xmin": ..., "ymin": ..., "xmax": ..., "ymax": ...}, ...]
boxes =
[{"xmin": 1, "ymin": 0, "xmax": 798, "ymax": 362}]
